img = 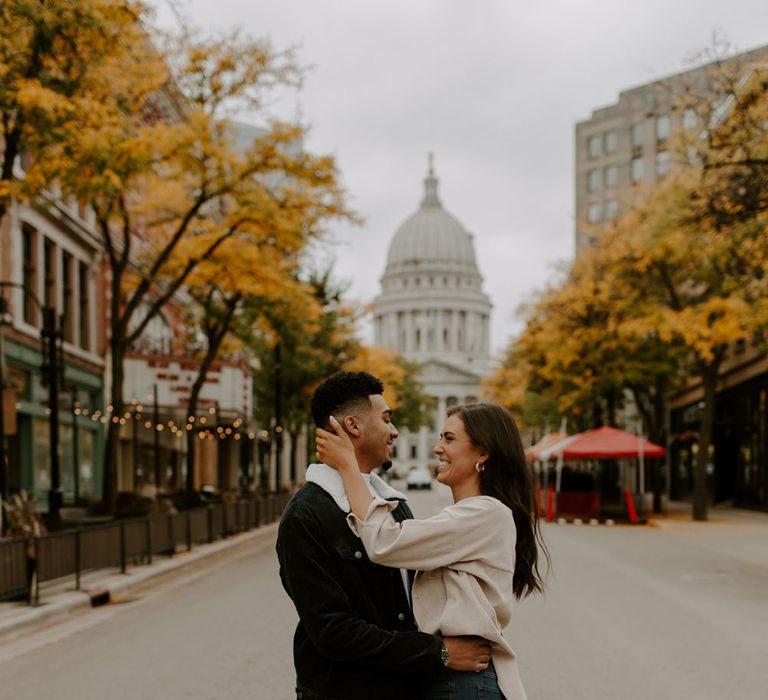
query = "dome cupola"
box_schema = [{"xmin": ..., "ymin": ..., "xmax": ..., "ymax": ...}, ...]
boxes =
[{"xmin": 384, "ymin": 154, "xmax": 480, "ymax": 275}]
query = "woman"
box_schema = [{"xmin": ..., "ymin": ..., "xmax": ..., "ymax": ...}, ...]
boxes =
[{"xmin": 315, "ymin": 402, "xmax": 548, "ymax": 700}]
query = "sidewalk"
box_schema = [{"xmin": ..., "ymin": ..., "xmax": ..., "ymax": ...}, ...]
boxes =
[
  {"xmin": 647, "ymin": 500, "xmax": 768, "ymax": 570},
  {"xmin": 0, "ymin": 521, "xmax": 279, "ymax": 642}
]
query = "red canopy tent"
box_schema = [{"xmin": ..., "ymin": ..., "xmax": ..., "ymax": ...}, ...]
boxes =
[{"xmin": 552, "ymin": 426, "xmax": 665, "ymax": 460}]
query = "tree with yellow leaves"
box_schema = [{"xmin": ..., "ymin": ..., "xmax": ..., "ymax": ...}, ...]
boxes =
[
  {"xmin": 27, "ymin": 9, "xmax": 352, "ymax": 509},
  {"xmin": 0, "ymin": 1, "xmax": 154, "ymax": 226},
  {"xmin": 246, "ymin": 269, "xmax": 360, "ymax": 489}
]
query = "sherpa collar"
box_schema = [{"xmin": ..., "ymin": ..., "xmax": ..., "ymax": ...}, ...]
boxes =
[{"xmin": 305, "ymin": 463, "xmax": 407, "ymax": 513}]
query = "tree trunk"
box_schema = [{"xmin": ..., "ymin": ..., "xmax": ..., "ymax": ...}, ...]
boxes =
[
  {"xmin": 185, "ymin": 373, "xmax": 205, "ymax": 494},
  {"xmin": 102, "ymin": 342, "xmax": 124, "ymax": 512},
  {"xmin": 693, "ymin": 360, "xmax": 720, "ymax": 521}
]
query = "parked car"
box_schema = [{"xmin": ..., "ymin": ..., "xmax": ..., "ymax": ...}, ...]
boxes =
[{"xmin": 406, "ymin": 466, "xmax": 432, "ymax": 490}]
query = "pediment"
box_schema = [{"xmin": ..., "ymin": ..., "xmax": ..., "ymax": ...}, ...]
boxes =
[{"xmin": 417, "ymin": 358, "xmax": 484, "ymax": 383}]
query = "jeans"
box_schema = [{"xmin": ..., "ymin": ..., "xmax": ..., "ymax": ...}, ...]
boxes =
[{"xmin": 426, "ymin": 660, "xmax": 504, "ymax": 699}]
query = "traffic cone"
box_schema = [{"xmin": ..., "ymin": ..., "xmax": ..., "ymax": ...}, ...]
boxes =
[
  {"xmin": 546, "ymin": 483, "xmax": 554, "ymax": 522},
  {"xmin": 624, "ymin": 486, "xmax": 639, "ymax": 524}
]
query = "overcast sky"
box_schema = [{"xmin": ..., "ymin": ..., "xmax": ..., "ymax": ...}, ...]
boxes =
[{"xmin": 157, "ymin": 1, "xmax": 768, "ymax": 354}]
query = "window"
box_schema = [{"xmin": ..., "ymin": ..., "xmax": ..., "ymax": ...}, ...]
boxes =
[
  {"xmin": 587, "ymin": 169, "xmax": 602, "ymax": 192},
  {"xmin": 587, "ymin": 134, "xmax": 601, "ymax": 159},
  {"xmin": 21, "ymin": 224, "xmax": 37, "ymax": 325},
  {"xmin": 656, "ymin": 114, "xmax": 671, "ymax": 144},
  {"xmin": 78, "ymin": 262, "xmax": 90, "ymax": 350},
  {"xmin": 604, "ymin": 131, "xmax": 618, "ymax": 154},
  {"xmin": 62, "ymin": 251, "xmax": 73, "ymax": 343},
  {"xmin": 410, "ymin": 445, "xmax": 418, "ymax": 459},
  {"xmin": 631, "ymin": 157, "xmax": 645, "ymax": 183},
  {"xmin": 656, "ymin": 151, "xmax": 671, "ymax": 177},
  {"xmin": 604, "ymin": 199, "xmax": 619, "ymax": 220},
  {"xmin": 631, "ymin": 123, "xmax": 644, "ymax": 149},
  {"xmin": 587, "ymin": 202, "xmax": 602, "ymax": 224},
  {"xmin": 604, "ymin": 164, "xmax": 618, "ymax": 188}
]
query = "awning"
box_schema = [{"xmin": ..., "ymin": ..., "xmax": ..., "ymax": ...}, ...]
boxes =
[
  {"xmin": 539, "ymin": 426, "xmax": 665, "ymax": 460},
  {"xmin": 524, "ymin": 432, "xmax": 568, "ymax": 462}
]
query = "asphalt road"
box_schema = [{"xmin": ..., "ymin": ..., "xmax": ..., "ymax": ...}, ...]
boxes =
[{"xmin": 1, "ymin": 481, "xmax": 766, "ymax": 699}]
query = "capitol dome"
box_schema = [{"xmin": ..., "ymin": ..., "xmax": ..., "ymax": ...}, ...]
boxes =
[
  {"xmin": 384, "ymin": 157, "xmax": 479, "ymax": 274},
  {"xmin": 373, "ymin": 154, "xmax": 493, "ymax": 476}
]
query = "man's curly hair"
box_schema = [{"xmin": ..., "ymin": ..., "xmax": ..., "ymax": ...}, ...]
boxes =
[{"xmin": 310, "ymin": 371, "xmax": 384, "ymax": 429}]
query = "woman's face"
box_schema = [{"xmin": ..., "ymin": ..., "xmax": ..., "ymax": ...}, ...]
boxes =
[{"xmin": 433, "ymin": 413, "xmax": 486, "ymax": 490}]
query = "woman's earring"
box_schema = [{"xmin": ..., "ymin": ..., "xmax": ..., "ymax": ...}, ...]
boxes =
[{"xmin": 474, "ymin": 462, "xmax": 485, "ymax": 473}]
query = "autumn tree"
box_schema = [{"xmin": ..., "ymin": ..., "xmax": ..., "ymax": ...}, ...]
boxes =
[
  {"xmin": 0, "ymin": 0, "xmax": 151, "ymax": 228},
  {"xmin": 172, "ymin": 189, "xmax": 348, "ymax": 492},
  {"xmin": 37, "ymin": 18, "xmax": 350, "ymax": 509},
  {"xmin": 606, "ymin": 56, "xmax": 768, "ymax": 520},
  {"xmin": 246, "ymin": 269, "xmax": 361, "ymax": 489}
]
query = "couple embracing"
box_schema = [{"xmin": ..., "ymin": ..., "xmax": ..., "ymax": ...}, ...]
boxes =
[{"xmin": 277, "ymin": 371, "xmax": 548, "ymax": 700}]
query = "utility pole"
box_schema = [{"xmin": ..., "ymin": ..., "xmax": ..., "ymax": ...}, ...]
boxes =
[
  {"xmin": 41, "ymin": 307, "xmax": 63, "ymax": 529},
  {"xmin": 153, "ymin": 384, "xmax": 160, "ymax": 489},
  {"xmin": 273, "ymin": 342, "xmax": 282, "ymax": 493}
]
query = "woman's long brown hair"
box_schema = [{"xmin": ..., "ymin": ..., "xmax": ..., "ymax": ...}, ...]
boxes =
[{"xmin": 448, "ymin": 403, "xmax": 549, "ymax": 598}]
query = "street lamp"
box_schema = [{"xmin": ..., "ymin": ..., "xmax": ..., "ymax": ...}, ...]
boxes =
[
  {"xmin": 0, "ymin": 281, "xmax": 64, "ymax": 528},
  {"xmin": 0, "ymin": 295, "xmax": 13, "ymax": 500}
]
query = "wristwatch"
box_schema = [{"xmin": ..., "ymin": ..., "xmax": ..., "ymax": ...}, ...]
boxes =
[{"xmin": 440, "ymin": 644, "xmax": 450, "ymax": 667}]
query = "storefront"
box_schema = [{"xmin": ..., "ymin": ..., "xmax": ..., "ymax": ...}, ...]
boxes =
[
  {"xmin": 670, "ymin": 371, "xmax": 768, "ymax": 510},
  {"xmin": 3, "ymin": 336, "xmax": 104, "ymax": 510}
]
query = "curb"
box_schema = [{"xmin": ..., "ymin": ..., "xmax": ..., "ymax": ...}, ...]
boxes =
[
  {"xmin": 549, "ymin": 517, "xmax": 648, "ymax": 526},
  {"xmin": 0, "ymin": 522, "xmax": 279, "ymax": 642}
]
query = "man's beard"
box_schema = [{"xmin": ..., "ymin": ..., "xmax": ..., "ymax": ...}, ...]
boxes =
[{"xmin": 381, "ymin": 460, "xmax": 393, "ymax": 472}]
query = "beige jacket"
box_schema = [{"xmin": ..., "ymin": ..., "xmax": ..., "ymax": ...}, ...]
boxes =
[{"xmin": 348, "ymin": 495, "xmax": 527, "ymax": 700}]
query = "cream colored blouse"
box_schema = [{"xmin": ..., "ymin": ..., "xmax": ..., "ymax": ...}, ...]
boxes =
[{"xmin": 348, "ymin": 495, "xmax": 527, "ymax": 700}]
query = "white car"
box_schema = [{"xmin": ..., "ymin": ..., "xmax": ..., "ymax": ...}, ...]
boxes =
[{"xmin": 406, "ymin": 467, "xmax": 433, "ymax": 490}]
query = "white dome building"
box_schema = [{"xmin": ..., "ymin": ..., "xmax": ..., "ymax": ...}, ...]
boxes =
[{"xmin": 374, "ymin": 155, "xmax": 492, "ymax": 473}]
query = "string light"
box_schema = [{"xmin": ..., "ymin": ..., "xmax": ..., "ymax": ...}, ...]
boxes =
[{"xmin": 49, "ymin": 402, "xmax": 269, "ymax": 444}]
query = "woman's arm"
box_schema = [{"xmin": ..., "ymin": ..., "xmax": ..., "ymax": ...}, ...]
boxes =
[{"xmin": 315, "ymin": 416, "xmax": 374, "ymax": 519}]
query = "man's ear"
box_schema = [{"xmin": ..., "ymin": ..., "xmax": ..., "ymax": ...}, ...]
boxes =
[{"xmin": 341, "ymin": 414, "xmax": 361, "ymax": 437}]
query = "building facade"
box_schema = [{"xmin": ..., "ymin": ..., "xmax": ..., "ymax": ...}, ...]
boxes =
[
  {"xmin": 0, "ymin": 189, "xmax": 107, "ymax": 508},
  {"xmin": 574, "ymin": 46, "xmax": 768, "ymax": 510},
  {"xmin": 374, "ymin": 157, "xmax": 492, "ymax": 474},
  {"xmin": 574, "ymin": 45, "xmax": 768, "ymax": 251}
]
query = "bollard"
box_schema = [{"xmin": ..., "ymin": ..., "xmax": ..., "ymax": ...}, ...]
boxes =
[{"xmin": 546, "ymin": 483, "xmax": 554, "ymax": 522}]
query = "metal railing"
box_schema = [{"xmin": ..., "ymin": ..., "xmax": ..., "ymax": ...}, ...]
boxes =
[{"xmin": 0, "ymin": 493, "xmax": 290, "ymax": 605}]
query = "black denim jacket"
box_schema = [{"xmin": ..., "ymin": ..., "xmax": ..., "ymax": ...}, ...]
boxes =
[{"xmin": 276, "ymin": 482, "xmax": 443, "ymax": 700}]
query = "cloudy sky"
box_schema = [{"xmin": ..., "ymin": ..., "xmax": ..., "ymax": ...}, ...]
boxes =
[{"xmin": 157, "ymin": 0, "xmax": 767, "ymax": 353}]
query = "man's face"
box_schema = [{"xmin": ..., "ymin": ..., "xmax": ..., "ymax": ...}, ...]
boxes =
[{"xmin": 354, "ymin": 394, "xmax": 399, "ymax": 473}]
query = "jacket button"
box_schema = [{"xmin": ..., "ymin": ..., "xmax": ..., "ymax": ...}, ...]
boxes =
[
  {"xmin": 297, "ymin": 693, "xmax": 303, "ymax": 699},
  {"xmin": 354, "ymin": 550, "xmax": 363, "ymax": 559},
  {"xmin": 398, "ymin": 613, "xmax": 406, "ymax": 621}
]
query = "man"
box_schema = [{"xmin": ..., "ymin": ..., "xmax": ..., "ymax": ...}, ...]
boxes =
[{"xmin": 276, "ymin": 371, "xmax": 490, "ymax": 700}]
